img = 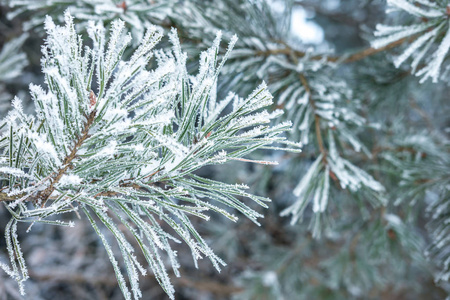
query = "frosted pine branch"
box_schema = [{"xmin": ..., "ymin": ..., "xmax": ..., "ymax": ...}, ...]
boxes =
[
  {"xmin": 372, "ymin": 0, "xmax": 450, "ymax": 82},
  {"xmin": 0, "ymin": 13, "xmax": 299, "ymax": 299}
]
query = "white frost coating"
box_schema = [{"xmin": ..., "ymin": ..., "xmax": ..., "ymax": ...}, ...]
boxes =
[
  {"xmin": 32, "ymin": 133, "xmax": 61, "ymax": 166},
  {"xmin": 376, "ymin": 0, "xmax": 450, "ymax": 83},
  {"xmin": 141, "ymin": 160, "xmax": 160, "ymax": 175},
  {"xmin": 318, "ymin": 166, "xmax": 330, "ymax": 213},
  {"xmin": 414, "ymin": 0, "xmax": 438, "ymax": 7},
  {"xmin": 91, "ymin": 140, "xmax": 117, "ymax": 160},
  {"xmin": 374, "ymin": 24, "xmax": 411, "ymax": 37},
  {"xmin": 387, "ymin": 0, "xmax": 443, "ymax": 18},
  {"xmin": 106, "ymin": 19, "xmax": 127, "ymax": 59},
  {"xmin": 384, "ymin": 213, "xmax": 403, "ymax": 227},
  {"xmin": 0, "ymin": 260, "xmax": 15, "ymax": 278},
  {"xmin": 0, "ymin": 167, "xmax": 32, "ymax": 178},
  {"xmin": 340, "ymin": 129, "xmax": 362, "ymax": 152},
  {"xmin": 103, "ymin": 107, "xmax": 128, "ymax": 122},
  {"xmin": 43, "ymin": 15, "xmax": 56, "ymax": 32},
  {"xmin": 134, "ymin": 110, "xmax": 174, "ymax": 127},
  {"xmin": 213, "ymin": 150, "xmax": 227, "ymax": 164},
  {"xmin": 312, "ymin": 181, "xmax": 322, "ymax": 213},
  {"xmin": 281, "ymin": 154, "xmax": 323, "ymax": 221},
  {"xmin": 133, "ymin": 144, "xmax": 144, "ymax": 152},
  {"xmin": 262, "ymin": 271, "xmax": 278, "ymax": 286},
  {"xmin": 394, "ymin": 24, "xmax": 441, "ymax": 68},
  {"xmin": 342, "ymin": 159, "xmax": 386, "ymax": 193},
  {"xmin": 59, "ymin": 174, "xmax": 83, "ymax": 186},
  {"xmin": 231, "ymin": 110, "xmax": 272, "ymax": 128},
  {"xmin": 277, "ymin": 83, "xmax": 296, "ymax": 104},
  {"xmin": 417, "ymin": 21, "xmax": 450, "ymax": 83},
  {"xmin": 371, "ymin": 23, "xmax": 430, "ymax": 49},
  {"xmin": 11, "ymin": 97, "xmax": 23, "ymax": 113},
  {"xmin": 215, "ymin": 34, "xmax": 238, "ymax": 74}
]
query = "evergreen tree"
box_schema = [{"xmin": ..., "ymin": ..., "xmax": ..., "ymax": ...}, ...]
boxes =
[{"xmin": 0, "ymin": 0, "xmax": 448, "ymax": 299}]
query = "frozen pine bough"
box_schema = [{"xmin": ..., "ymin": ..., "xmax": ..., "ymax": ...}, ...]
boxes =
[
  {"xmin": 169, "ymin": 1, "xmax": 387, "ymax": 239},
  {"xmin": 372, "ymin": 0, "xmax": 450, "ymax": 83},
  {"xmin": 0, "ymin": 13, "xmax": 300, "ymax": 299}
]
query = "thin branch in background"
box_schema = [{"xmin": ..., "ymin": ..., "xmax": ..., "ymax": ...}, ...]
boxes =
[{"xmin": 255, "ymin": 35, "xmax": 417, "ymax": 64}]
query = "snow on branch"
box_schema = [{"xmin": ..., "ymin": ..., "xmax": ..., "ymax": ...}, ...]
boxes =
[
  {"xmin": 372, "ymin": 0, "xmax": 450, "ymax": 83},
  {"xmin": 0, "ymin": 13, "xmax": 299, "ymax": 299}
]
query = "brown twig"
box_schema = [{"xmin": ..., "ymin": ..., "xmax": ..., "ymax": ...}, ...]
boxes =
[
  {"xmin": 0, "ymin": 109, "xmax": 97, "ymax": 205},
  {"xmin": 255, "ymin": 36, "xmax": 415, "ymax": 64},
  {"xmin": 339, "ymin": 36, "xmax": 413, "ymax": 63},
  {"xmin": 37, "ymin": 109, "xmax": 97, "ymax": 206},
  {"xmin": 371, "ymin": 145, "xmax": 427, "ymax": 158},
  {"xmin": 92, "ymin": 181, "xmax": 147, "ymax": 199},
  {"xmin": 0, "ymin": 192, "xmax": 24, "ymax": 202}
]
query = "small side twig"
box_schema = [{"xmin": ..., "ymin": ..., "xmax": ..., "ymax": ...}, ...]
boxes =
[
  {"xmin": 38, "ymin": 109, "xmax": 97, "ymax": 206},
  {"xmin": 255, "ymin": 35, "xmax": 417, "ymax": 65}
]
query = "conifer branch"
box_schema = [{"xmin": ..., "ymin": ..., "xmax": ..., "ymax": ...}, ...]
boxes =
[
  {"xmin": 0, "ymin": 14, "xmax": 300, "ymax": 299},
  {"xmin": 340, "ymin": 36, "xmax": 415, "ymax": 63},
  {"xmin": 255, "ymin": 35, "xmax": 415, "ymax": 64}
]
